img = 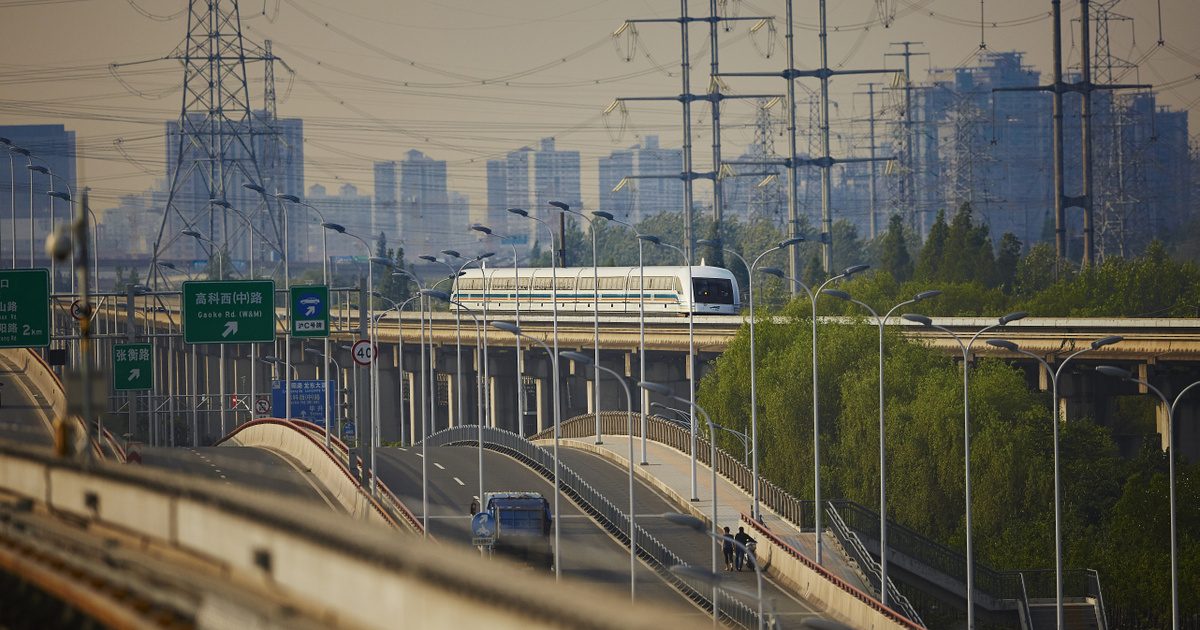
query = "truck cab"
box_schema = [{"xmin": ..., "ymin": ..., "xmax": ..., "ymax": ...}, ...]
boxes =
[{"xmin": 477, "ymin": 491, "xmax": 554, "ymax": 570}]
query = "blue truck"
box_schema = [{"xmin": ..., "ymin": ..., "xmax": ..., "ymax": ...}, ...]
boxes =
[{"xmin": 474, "ymin": 491, "xmax": 554, "ymax": 570}]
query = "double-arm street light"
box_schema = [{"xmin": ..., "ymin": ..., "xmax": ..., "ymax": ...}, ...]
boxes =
[
  {"xmin": 761, "ymin": 264, "xmax": 868, "ymax": 564},
  {"xmin": 492, "ymin": 321, "xmax": 562, "ymax": 581},
  {"xmin": 549, "ymin": 201, "xmax": 603, "ymax": 445},
  {"xmin": 435, "ymin": 250, "xmax": 495, "ymax": 431},
  {"xmin": 0, "ymin": 137, "xmax": 22, "ymax": 266},
  {"xmin": 590, "ymin": 211, "xmax": 654, "ymax": 463},
  {"xmin": 697, "ymin": 236, "xmax": 804, "ymax": 522},
  {"xmin": 639, "ymin": 235, "xmax": 699, "ymax": 500},
  {"xmin": 29, "ymin": 165, "xmax": 71, "ymax": 289},
  {"xmin": 901, "ymin": 311, "xmax": 1028, "ymax": 629},
  {"xmin": 562, "ymin": 350, "xmax": 637, "ymax": 602},
  {"xmin": 1095, "ymin": 366, "xmax": 1198, "ymax": 630},
  {"xmin": 822, "ymin": 288, "xmax": 941, "ymax": 606},
  {"xmin": 986, "ymin": 335, "xmax": 1123, "ymax": 630},
  {"xmin": 470, "ymin": 225, "xmax": 528, "ymax": 436},
  {"xmin": 641, "ymin": 379, "xmax": 723, "ymax": 626}
]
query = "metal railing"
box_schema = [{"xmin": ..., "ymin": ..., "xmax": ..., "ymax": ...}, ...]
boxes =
[
  {"xmin": 1018, "ymin": 572, "xmax": 1034, "ymax": 630},
  {"xmin": 424, "ymin": 424, "xmax": 761, "ymax": 629},
  {"xmin": 825, "ymin": 503, "xmax": 925, "ymax": 627}
]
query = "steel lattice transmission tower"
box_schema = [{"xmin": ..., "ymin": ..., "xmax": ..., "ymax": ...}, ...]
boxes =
[{"xmin": 148, "ymin": 0, "xmax": 281, "ymax": 286}]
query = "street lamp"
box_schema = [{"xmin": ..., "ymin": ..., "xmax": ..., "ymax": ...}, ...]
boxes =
[
  {"xmin": 304, "ymin": 347, "xmax": 342, "ymax": 438},
  {"xmin": 901, "ymin": 311, "xmax": 1027, "ymax": 629},
  {"xmin": 562, "ymin": 350, "xmax": 636, "ymax": 599},
  {"xmin": 698, "ymin": 236, "xmax": 803, "ymax": 521},
  {"xmin": 30, "ymin": 165, "xmax": 71, "ymax": 291},
  {"xmin": 471, "ymin": 225, "xmax": 527, "ymax": 436},
  {"xmin": 821, "ymin": 287, "xmax": 941, "ymax": 606},
  {"xmin": 436, "ymin": 250, "xmax": 497, "ymax": 432},
  {"xmin": 640, "ymin": 379, "xmax": 721, "ymax": 625},
  {"xmin": 593, "ymin": 210, "xmax": 652, "ymax": 464},
  {"xmin": 761, "ymin": 263, "xmax": 868, "ymax": 564},
  {"xmin": 1095, "ymin": 365, "xmax": 1197, "ymax": 630},
  {"xmin": 322, "ymin": 222, "xmax": 378, "ymax": 495},
  {"xmin": 260, "ymin": 355, "xmax": 298, "ymax": 378},
  {"xmin": 1, "ymin": 137, "xmax": 19, "ymax": 266},
  {"xmin": 986, "ymin": 334, "xmax": 1122, "ymax": 630},
  {"xmin": 492, "ymin": 320, "xmax": 562, "ymax": 581},
  {"xmin": 550, "ymin": 201, "xmax": 603, "ymax": 445},
  {"xmin": 639, "ymin": 235, "xmax": 699, "ymax": 500},
  {"xmin": 46, "ymin": 191, "xmax": 99, "ymax": 292},
  {"xmin": 507, "ymin": 208, "xmax": 561, "ymax": 440},
  {"xmin": 666, "ymin": 512, "xmax": 766, "ymax": 629}
]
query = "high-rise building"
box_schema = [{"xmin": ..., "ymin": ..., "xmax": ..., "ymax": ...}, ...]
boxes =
[
  {"xmin": 533, "ymin": 138, "xmax": 581, "ymax": 216},
  {"xmin": 0, "ymin": 124, "xmax": 76, "ymax": 268},
  {"xmin": 597, "ymin": 136, "xmax": 683, "ymax": 225},
  {"xmin": 399, "ymin": 149, "xmax": 451, "ymax": 256},
  {"xmin": 373, "ymin": 160, "xmax": 399, "ymax": 243},
  {"xmin": 598, "ymin": 147, "xmax": 635, "ymax": 222},
  {"xmin": 306, "ymin": 182, "xmax": 372, "ymax": 258}
]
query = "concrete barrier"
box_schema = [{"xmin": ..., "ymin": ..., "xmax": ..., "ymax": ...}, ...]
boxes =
[
  {"xmin": 0, "ymin": 441, "xmax": 677, "ymax": 630},
  {"xmin": 742, "ymin": 514, "xmax": 921, "ymax": 630},
  {"xmin": 217, "ymin": 419, "xmax": 420, "ymax": 532}
]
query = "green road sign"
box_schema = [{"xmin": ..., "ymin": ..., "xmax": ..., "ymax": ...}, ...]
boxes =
[
  {"xmin": 0, "ymin": 269, "xmax": 50, "ymax": 348},
  {"xmin": 112, "ymin": 343, "xmax": 153, "ymax": 391},
  {"xmin": 290, "ymin": 285, "xmax": 330, "ymax": 338},
  {"xmin": 182, "ymin": 280, "xmax": 276, "ymax": 344}
]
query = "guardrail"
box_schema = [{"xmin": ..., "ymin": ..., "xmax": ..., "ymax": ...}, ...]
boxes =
[
  {"xmin": 825, "ymin": 504, "xmax": 924, "ymax": 626},
  {"xmin": 1019, "ymin": 568, "xmax": 1109, "ymax": 627},
  {"xmin": 424, "ymin": 424, "xmax": 761, "ymax": 629},
  {"xmin": 216, "ymin": 418, "xmax": 422, "ymax": 534},
  {"xmin": 0, "ymin": 439, "xmax": 675, "ymax": 630}
]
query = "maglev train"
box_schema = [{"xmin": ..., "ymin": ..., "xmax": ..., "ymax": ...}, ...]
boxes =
[{"xmin": 450, "ymin": 265, "xmax": 741, "ymax": 315}]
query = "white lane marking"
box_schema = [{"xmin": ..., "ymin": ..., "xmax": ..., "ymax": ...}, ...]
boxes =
[
  {"xmin": 453, "ymin": 477, "xmax": 465, "ymax": 486},
  {"xmin": 415, "ymin": 453, "xmax": 423, "ymax": 458},
  {"xmin": 219, "ymin": 475, "xmax": 226, "ymax": 479},
  {"xmin": 434, "ymin": 462, "xmax": 445, "ymax": 470}
]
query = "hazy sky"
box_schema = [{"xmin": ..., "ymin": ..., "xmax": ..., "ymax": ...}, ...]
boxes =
[{"xmin": 1, "ymin": 0, "xmax": 1196, "ymax": 211}]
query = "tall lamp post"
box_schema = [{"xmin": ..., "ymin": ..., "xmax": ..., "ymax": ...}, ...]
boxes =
[
  {"xmin": 640, "ymin": 235, "xmax": 699, "ymax": 500},
  {"xmin": 507, "ymin": 208, "xmax": 560, "ymax": 440},
  {"xmin": 0, "ymin": 137, "xmax": 20, "ymax": 266},
  {"xmin": 1096, "ymin": 366, "xmax": 1197, "ymax": 630},
  {"xmin": 562, "ymin": 350, "xmax": 637, "ymax": 601},
  {"xmin": 492, "ymin": 321, "xmax": 562, "ymax": 581},
  {"xmin": 470, "ymin": 225, "xmax": 527, "ymax": 436},
  {"xmin": 901, "ymin": 311, "xmax": 1028, "ymax": 629},
  {"xmin": 641, "ymin": 379, "xmax": 722, "ymax": 626},
  {"xmin": 822, "ymin": 288, "xmax": 942, "ymax": 606},
  {"xmin": 761, "ymin": 264, "xmax": 869, "ymax": 564},
  {"xmin": 29, "ymin": 165, "xmax": 70, "ymax": 290},
  {"xmin": 591, "ymin": 212, "xmax": 653, "ymax": 463},
  {"xmin": 549, "ymin": 201, "xmax": 603, "ymax": 444},
  {"xmin": 305, "ymin": 348, "xmax": 342, "ymax": 440},
  {"xmin": 435, "ymin": 250, "xmax": 495, "ymax": 431},
  {"xmin": 986, "ymin": 335, "xmax": 1123, "ymax": 630},
  {"xmin": 697, "ymin": 236, "xmax": 803, "ymax": 521}
]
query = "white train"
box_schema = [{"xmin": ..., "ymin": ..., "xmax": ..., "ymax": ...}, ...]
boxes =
[{"xmin": 450, "ymin": 265, "xmax": 741, "ymax": 315}]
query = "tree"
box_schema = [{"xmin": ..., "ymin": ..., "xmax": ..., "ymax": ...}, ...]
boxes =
[
  {"xmin": 995, "ymin": 232, "xmax": 1022, "ymax": 293},
  {"xmin": 879, "ymin": 214, "xmax": 914, "ymax": 282},
  {"xmin": 915, "ymin": 209, "xmax": 949, "ymax": 281}
]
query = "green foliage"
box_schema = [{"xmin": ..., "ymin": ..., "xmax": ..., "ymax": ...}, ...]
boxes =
[{"xmin": 878, "ymin": 214, "xmax": 914, "ymax": 283}]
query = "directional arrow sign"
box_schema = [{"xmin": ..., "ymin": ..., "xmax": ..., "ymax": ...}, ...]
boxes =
[
  {"xmin": 182, "ymin": 280, "xmax": 275, "ymax": 344},
  {"xmin": 113, "ymin": 343, "xmax": 153, "ymax": 391},
  {"xmin": 0, "ymin": 269, "xmax": 50, "ymax": 348},
  {"xmin": 290, "ymin": 285, "xmax": 329, "ymax": 338}
]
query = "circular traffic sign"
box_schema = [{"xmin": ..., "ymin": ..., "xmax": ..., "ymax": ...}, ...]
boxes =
[
  {"xmin": 255, "ymin": 398, "xmax": 271, "ymax": 415},
  {"xmin": 351, "ymin": 339, "xmax": 376, "ymax": 366},
  {"xmin": 471, "ymin": 511, "xmax": 496, "ymax": 539},
  {"xmin": 70, "ymin": 300, "xmax": 89, "ymax": 320}
]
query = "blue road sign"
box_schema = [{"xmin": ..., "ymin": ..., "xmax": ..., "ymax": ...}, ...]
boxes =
[
  {"xmin": 271, "ymin": 379, "xmax": 337, "ymax": 426},
  {"xmin": 290, "ymin": 285, "xmax": 329, "ymax": 338},
  {"xmin": 342, "ymin": 421, "xmax": 356, "ymax": 440},
  {"xmin": 471, "ymin": 512, "xmax": 496, "ymax": 539}
]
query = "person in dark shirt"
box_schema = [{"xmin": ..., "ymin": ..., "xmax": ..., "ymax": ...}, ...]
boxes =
[
  {"xmin": 734, "ymin": 526, "xmax": 757, "ymax": 571},
  {"xmin": 722, "ymin": 526, "xmax": 736, "ymax": 571}
]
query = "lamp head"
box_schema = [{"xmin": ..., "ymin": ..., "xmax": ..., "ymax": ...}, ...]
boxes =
[
  {"xmin": 369, "ymin": 256, "xmax": 394, "ymax": 267},
  {"xmin": 1091, "ymin": 335, "xmax": 1123, "ymax": 350},
  {"xmin": 822, "ymin": 288, "xmax": 852, "ymax": 301},
  {"xmin": 559, "ymin": 350, "xmax": 593, "ymax": 365},
  {"xmin": 275, "ymin": 193, "xmax": 301, "ymax": 203},
  {"xmin": 11, "ymin": 146, "xmax": 30, "ymax": 156},
  {"xmin": 28, "ymin": 165, "xmax": 48, "ymax": 174},
  {"xmin": 638, "ymin": 381, "xmax": 673, "ymax": 396},
  {"xmin": 156, "ymin": 261, "xmax": 177, "ymax": 270},
  {"xmin": 369, "ymin": 290, "xmax": 384, "ymax": 298},
  {"xmin": 209, "ymin": 198, "xmax": 232, "ymax": 209},
  {"xmin": 548, "ymin": 200, "xmax": 569, "ymax": 211},
  {"xmin": 47, "ymin": 190, "xmax": 71, "ymax": 202},
  {"xmin": 478, "ymin": 252, "xmax": 495, "ymax": 260},
  {"xmin": 999, "ymin": 311, "xmax": 1028, "ymax": 325},
  {"xmin": 470, "ymin": 224, "xmax": 492, "ymax": 235},
  {"xmin": 242, "ymin": 183, "xmax": 266, "ymax": 194},
  {"xmin": 421, "ymin": 289, "xmax": 451, "ymax": 302},
  {"xmin": 842, "ymin": 264, "xmax": 870, "ymax": 277},
  {"xmin": 778, "ymin": 236, "xmax": 805, "ymax": 248},
  {"xmin": 491, "ymin": 321, "xmax": 521, "ymax": 335},
  {"xmin": 637, "ymin": 234, "xmax": 660, "ymax": 245},
  {"xmin": 418, "ymin": 255, "xmax": 437, "ymax": 263},
  {"xmin": 591, "ymin": 210, "xmax": 614, "ymax": 221},
  {"xmin": 760, "ymin": 267, "xmax": 785, "ymax": 279},
  {"xmin": 441, "ymin": 249, "xmax": 462, "ymax": 258},
  {"xmin": 320, "ymin": 222, "xmax": 346, "ymax": 233},
  {"xmin": 181, "ymin": 229, "xmax": 202, "ymax": 239},
  {"xmin": 987, "ymin": 339, "xmax": 1020, "ymax": 352},
  {"xmin": 1096, "ymin": 365, "xmax": 1132, "ymax": 380},
  {"xmin": 696, "ymin": 238, "xmax": 718, "ymax": 247},
  {"xmin": 506, "ymin": 208, "xmax": 529, "ymax": 217},
  {"xmin": 902, "ymin": 313, "xmax": 933, "ymax": 326},
  {"xmin": 303, "ymin": 348, "xmax": 322, "ymax": 357},
  {"xmin": 914, "ymin": 290, "xmax": 942, "ymax": 302}
]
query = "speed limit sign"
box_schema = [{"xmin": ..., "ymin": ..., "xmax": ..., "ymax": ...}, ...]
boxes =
[{"xmin": 351, "ymin": 339, "xmax": 376, "ymax": 366}]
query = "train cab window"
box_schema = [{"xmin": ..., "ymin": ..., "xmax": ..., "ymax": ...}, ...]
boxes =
[{"xmin": 692, "ymin": 278, "xmax": 734, "ymax": 304}]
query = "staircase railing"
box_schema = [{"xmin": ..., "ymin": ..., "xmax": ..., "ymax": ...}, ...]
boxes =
[{"xmin": 826, "ymin": 503, "xmax": 925, "ymax": 627}]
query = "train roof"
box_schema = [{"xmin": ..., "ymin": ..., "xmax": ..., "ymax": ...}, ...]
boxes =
[{"xmin": 459, "ymin": 265, "xmax": 736, "ymax": 277}]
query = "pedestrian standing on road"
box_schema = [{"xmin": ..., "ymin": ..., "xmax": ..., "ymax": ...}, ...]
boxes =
[
  {"xmin": 722, "ymin": 526, "xmax": 735, "ymax": 571},
  {"xmin": 734, "ymin": 526, "xmax": 756, "ymax": 571}
]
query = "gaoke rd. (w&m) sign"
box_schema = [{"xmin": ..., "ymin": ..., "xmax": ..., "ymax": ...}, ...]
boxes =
[
  {"xmin": 0, "ymin": 269, "xmax": 50, "ymax": 348},
  {"xmin": 182, "ymin": 280, "xmax": 276, "ymax": 344}
]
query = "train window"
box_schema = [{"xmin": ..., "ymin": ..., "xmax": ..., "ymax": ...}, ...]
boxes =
[
  {"xmin": 645, "ymin": 276, "xmax": 677, "ymax": 291},
  {"xmin": 555, "ymin": 277, "xmax": 576, "ymax": 291},
  {"xmin": 600, "ymin": 277, "xmax": 624, "ymax": 290},
  {"xmin": 693, "ymin": 278, "xmax": 734, "ymax": 304},
  {"xmin": 580, "ymin": 276, "xmax": 594, "ymax": 290},
  {"xmin": 533, "ymin": 277, "xmax": 552, "ymax": 290}
]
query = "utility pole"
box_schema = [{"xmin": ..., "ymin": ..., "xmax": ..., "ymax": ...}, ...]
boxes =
[
  {"xmin": 885, "ymin": 42, "xmax": 929, "ymax": 234},
  {"xmin": 719, "ymin": 0, "xmax": 897, "ymax": 276},
  {"xmin": 855, "ymin": 83, "xmax": 883, "ymax": 239}
]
